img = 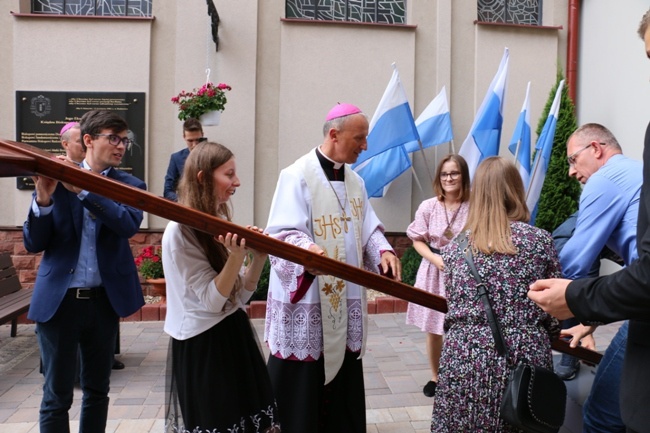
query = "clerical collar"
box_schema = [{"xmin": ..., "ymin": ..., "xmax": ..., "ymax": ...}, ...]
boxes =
[{"xmin": 316, "ymin": 147, "xmax": 345, "ymax": 181}]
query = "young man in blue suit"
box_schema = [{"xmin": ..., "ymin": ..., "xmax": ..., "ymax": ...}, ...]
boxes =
[
  {"xmin": 24, "ymin": 110, "xmax": 146, "ymax": 433},
  {"xmin": 163, "ymin": 118, "xmax": 205, "ymax": 201}
]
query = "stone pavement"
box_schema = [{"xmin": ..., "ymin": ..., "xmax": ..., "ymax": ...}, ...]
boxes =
[{"xmin": 0, "ymin": 313, "xmax": 622, "ymax": 433}]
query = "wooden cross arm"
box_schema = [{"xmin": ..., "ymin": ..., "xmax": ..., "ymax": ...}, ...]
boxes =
[{"xmin": 0, "ymin": 138, "xmax": 603, "ymax": 364}]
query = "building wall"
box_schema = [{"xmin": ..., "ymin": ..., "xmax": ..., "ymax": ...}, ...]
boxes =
[
  {"xmin": 1, "ymin": 0, "xmax": 569, "ymax": 233},
  {"xmin": 578, "ymin": 1, "xmax": 649, "ymax": 161}
]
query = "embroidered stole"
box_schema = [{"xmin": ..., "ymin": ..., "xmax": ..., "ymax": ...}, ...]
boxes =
[{"xmin": 302, "ymin": 154, "xmax": 364, "ymax": 384}]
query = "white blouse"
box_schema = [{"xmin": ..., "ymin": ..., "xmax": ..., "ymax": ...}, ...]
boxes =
[{"xmin": 162, "ymin": 221, "xmax": 254, "ymax": 340}]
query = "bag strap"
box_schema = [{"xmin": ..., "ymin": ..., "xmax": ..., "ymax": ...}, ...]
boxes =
[{"xmin": 457, "ymin": 234, "xmax": 509, "ymax": 359}]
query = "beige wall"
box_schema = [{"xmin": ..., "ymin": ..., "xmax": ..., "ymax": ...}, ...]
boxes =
[
  {"xmin": 0, "ymin": 0, "xmax": 570, "ymax": 232},
  {"xmin": 578, "ymin": 1, "xmax": 649, "ymax": 161}
]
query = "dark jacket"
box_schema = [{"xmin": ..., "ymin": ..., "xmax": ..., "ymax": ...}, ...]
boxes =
[
  {"xmin": 163, "ymin": 148, "xmax": 189, "ymax": 201},
  {"xmin": 24, "ymin": 168, "xmax": 146, "ymax": 322}
]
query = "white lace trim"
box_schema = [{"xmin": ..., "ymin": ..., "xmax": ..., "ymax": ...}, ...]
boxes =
[{"xmin": 265, "ymin": 297, "xmax": 363, "ymax": 360}]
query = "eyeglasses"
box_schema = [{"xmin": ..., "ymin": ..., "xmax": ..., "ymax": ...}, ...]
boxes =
[
  {"xmin": 566, "ymin": 142, "xmax": 606, "ymax": 166},
  {"xmin": 440, "ymin": 171, "xmax": 461, "ymax": 180},
  {"xmin": 94, "ymin": 134, "xmax": 133, "ymax": 150},
  {"xmin": 186, "ymin": 137, "xmax": 208, "ymax": 144}
]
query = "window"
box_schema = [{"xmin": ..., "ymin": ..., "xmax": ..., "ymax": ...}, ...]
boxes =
[
  {"xmin": 32, "ymin": 0, "xmax": 152, "ymax": 17},
  {"xmin": 286, "ymin": 0, "xmax": 406, "ymax": 25},
  {"xmin": 477, "ymin": 0, "xmax": 541, "ymax": 26}
]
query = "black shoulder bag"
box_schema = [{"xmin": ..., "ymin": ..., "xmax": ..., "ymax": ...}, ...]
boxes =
[{"xmin": 457, "ymin": 234, "xmax": 566, "ymax": 433}]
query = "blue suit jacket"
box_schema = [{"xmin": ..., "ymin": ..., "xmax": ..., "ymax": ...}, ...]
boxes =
[
  {"xmin": 24, "ymin": 168, "xmax": 147, "ymax": 322},
  {"xmin": 163, "ymin": 148, "xmax": 189, "ymax": 201}
]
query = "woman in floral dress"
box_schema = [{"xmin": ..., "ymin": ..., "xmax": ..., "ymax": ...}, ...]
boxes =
[
  {"xmin": 405, "ymin": 154, "xmax": 470, "ymax": 397},
  {"xmin": 431, "ymin": 157, "xmax": 561, "ymax": 432}
]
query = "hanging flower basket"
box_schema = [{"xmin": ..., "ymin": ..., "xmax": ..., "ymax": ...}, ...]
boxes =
[
  {"xmin": 199, "ymin": 110, "xmax": 222, "ymax": 126},
  {"xmin": 171, "ymin": 82, "xmax": 232, "ymax": 122}
]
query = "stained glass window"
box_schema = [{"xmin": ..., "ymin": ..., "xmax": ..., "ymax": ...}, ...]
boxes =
[
  {"xmin": 477, "ymin": 0, "xmax": 541, "ymax": 26},
  {"xmin": 32, "ymin": 0, "xmax": 152, "ymax": 17},
  {"xmin": 286, "ymin": 0, "xmax": 406, "ymax": 25}
]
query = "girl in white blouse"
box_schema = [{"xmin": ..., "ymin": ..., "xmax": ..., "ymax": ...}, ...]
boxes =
[{"xmin": 162, "ymin": 141, "xmax": 280, "ymax": 433}]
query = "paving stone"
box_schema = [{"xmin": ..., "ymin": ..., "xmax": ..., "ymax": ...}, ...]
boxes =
[{"xmin": 0, "ymin": 317, "xmax": 623, "ymax": 433}]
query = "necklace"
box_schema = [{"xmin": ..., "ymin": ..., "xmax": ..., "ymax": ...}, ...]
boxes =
[
  {"xmin": 442, "ymin": 200, "xmax": 461, "ymax": 239},
  {"xmin": 325, "ymin": 176, "xmax": 351, "ymax": 232}
]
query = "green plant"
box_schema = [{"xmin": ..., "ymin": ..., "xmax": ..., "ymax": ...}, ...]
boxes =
[
  {"xmin": 533, "ymin": 70, "xmax": 582, "ymax": 233},
  {"xmin": 171, "ymin": 82, "xmax": 232, "ymax": 121},
  {"xmin": 400, "ymin": 246, "xmax": 422, "ymax": 286},
  {"xmin": 135, "ymin": 246, "xmax": 164, "ymax": 279},
  {"xmin": 250, "ymin": 258, "xmax": 271, "ymax": 302}
]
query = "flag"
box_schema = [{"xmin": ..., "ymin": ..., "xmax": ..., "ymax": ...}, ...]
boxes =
[
  {"xmin": 458, "ymin": 47, "xmax": 509, "ymax": 178},
  {"xmin": 508, "ymin": 82, "xmax": 532, "ymax": 188},
  {"xmin": 355, "ymin": 145, "xmax": 412, "ymax": 198},
  {"xmin": 352, "ymin": 65, "xmax": 419, "ymax": 197},
  {"xmin": 352, "ymin": 66, "xmax": 419, "ymax": 167},
  {"xmin": 404, "ymin": 86, "xmax": 453, "ymax": 153},
  {"xmin": 527, "ymin": 80, "xmax": 565, "ymax": 225}
]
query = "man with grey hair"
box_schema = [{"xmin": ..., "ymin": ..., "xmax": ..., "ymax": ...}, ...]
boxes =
[
  {"xmin": 264, "ymin": 103, "xmax": 402, "ymax": 433},
  {"xmin": 558, "ymin": 123, "xmax": 641, "ymax": 433},
  {"xmin": 529, "ymin": 10, "xmax": 650, "ymax": 432}
]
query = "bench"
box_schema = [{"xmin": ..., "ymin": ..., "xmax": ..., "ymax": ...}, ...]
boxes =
[{"xmin": 0, "ymin": 252, "xmax": 33, "ymax": 337}]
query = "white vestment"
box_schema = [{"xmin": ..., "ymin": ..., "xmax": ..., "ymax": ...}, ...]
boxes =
[{"xmin": 264, "ymin": 148, "xmax": 392, "ymax": 382}]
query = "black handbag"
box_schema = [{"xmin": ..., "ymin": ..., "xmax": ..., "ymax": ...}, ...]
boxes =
[{"xmin": 458, "ymin": 234, "xmax": 566, "ymax": 433}]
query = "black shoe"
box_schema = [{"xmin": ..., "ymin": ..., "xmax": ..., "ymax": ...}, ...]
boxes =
[
  {"xmin": 112, "ymin": 359, "xmax": 125, "ymax": 370},
  {"xmin": 554, "ymin": 354, "xmax": 580, "ymax": 380},
  {"xmin": 423, "ymin": 380, "xmax": 437, "ymax": 397}
]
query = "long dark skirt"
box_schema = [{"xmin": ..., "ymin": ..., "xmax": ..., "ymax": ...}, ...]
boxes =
[{"xmin": 165, "ymin": 309, "xmax": 281, "ymax": 433}]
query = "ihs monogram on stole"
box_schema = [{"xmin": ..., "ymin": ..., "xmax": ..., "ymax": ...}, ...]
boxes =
[{"xmin": 313, "ymin": 198, "xmax": 363, "ymax": 240}]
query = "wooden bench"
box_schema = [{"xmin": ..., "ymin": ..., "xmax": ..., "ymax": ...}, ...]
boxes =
[{"xmin": 0, "ymin": 252, "xmax": 33, "ymax": 337}]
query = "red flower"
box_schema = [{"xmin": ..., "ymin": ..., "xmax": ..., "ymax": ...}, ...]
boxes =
[
  {"xmin": 134, "ymin": 246, "xmax": 164, "ymax": 279},
  {"xmin": 171, "ymin": 81, "xmax": 231, "ymax": 121}
]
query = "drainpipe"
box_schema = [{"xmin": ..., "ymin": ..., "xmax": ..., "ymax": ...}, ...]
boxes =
[{"xmin": 566, "ymin": 0, "xmax": 580, "ymax": 107}]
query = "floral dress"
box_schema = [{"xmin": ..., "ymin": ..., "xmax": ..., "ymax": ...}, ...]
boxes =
[
  {"xmin": 431, "ymin": 222, "xmax": 561, "ymax": 432},
  {"xmin": 405, "ymin": 198, "xmax": 469, "ymax": 335}
]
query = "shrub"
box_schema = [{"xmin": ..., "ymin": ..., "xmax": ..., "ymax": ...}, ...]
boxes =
[
  {"xmin": 400, "ymin": 246, "xmax": 421, "ymax": 286},
  {"xmin": 533, "ymin": 70, "xmax": 582, "ymax": 233}
]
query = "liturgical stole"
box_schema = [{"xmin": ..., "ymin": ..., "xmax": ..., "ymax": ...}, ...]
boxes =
[{"xmin": 302, "ymin": 155, "xmax": 364, "ymax": 384}]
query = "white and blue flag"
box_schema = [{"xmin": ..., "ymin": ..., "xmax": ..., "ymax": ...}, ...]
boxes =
[
  {"xmin": 508, "ymin": 82, "xmax": 532, "ymax": 188},
  {"xmin": 405, "ymin": 86, "xmax": 453, "ymax": 153},
  {"xmin": 527, "ymin": 80, "xmax": 565, "ymax": 224},
  {"xmin": 459, "ymin": 48, "xmax": 509, "ymax": 178},
  {"xmin": 353, "ymin": 65, "xmax": 419, "ymax": 198}
]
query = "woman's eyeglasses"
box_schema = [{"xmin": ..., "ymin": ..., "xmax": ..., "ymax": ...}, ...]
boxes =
[{"xmin": 440, "ymin": 171, "xmax": 461, "ymax": 180}]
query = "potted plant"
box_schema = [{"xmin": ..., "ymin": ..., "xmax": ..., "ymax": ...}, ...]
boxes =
[
  {"xmin": 135, "ymin": 246, "xmax": 166, "ymax": 298},
  {"xmin": 171, "ymin": 82, "xmax": 232, "ymax": 125}
]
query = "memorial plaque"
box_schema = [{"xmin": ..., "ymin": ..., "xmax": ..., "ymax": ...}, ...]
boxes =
[{"xmin": 15, "ymin": 91, "xmax": 145, "ymax": 189}]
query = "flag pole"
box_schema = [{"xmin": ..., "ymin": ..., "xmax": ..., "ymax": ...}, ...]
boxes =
[
  {"xmin": 513, "ymin": 138, "xmax": 521, "ymax": 169},
  {"xmin": 525, "ymin": 150, "xmax": 542, "ymax": 199},
  {"xmin": 415, "ymin": 139, "xmax": 435, "ymax": 185},
  {"xmin": 410, "ymin": 165, "xmax": 425, "ymax": 196}
]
